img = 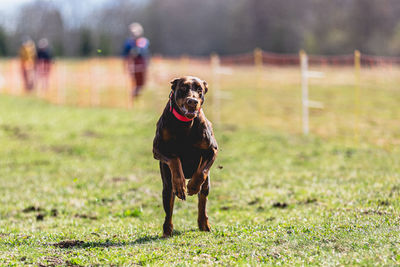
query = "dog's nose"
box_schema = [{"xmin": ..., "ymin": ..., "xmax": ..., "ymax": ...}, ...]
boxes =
[{"xmin": 186, "ymin": 98, "xmax": 199, "ymax": 107}]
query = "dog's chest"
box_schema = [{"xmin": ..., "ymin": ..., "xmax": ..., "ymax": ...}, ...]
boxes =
[{"xmin": 174, "ymin": 128, "xmax": 201, "ymax": 147}]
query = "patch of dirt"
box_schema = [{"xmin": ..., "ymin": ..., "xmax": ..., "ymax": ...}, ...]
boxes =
[
  {"xmin": 38, "ymin": 256, "xmax": 82, "ymax": 267},
  {"xmin": 266, "ymin": 252, "xmax": 281, "ymax": 259},
  {"xmin": 265, "ymin": 216, "xmax": 275, "ymax": 222},
  {"xmin": 217, "ymin": 165, "xmax": 223, "ymax": 169},
  {"xmin": 378, "ymin": 200, "xmax": 390, "ymax": 206},
  {"xmin": 31, "ymin": 160, "xmax": 51, "ymax": 166},
  {"xmin": 222, "ymin": 124, "xmax": 238, "ymax": 132},
  {"xmin": 110, "ymin": 174, "xmax": 138, "ymax": 184},
  {"xmin": 360, "ymin": 209, "xmax": 389, "ymax": 216},
  {"xmin": 38, "ymin": 256, "xmax": 64, "ymax": 266},
  {"xmin": 1, "ymin": 124, "xmax": 29, "ymax": 140},
  {"xmin": 111, "ymin": 177, "xmax": 128, "ymax": 183},
  {"xmin": 49, "ymin": 145, "xmax": 75, "ymax": 155},
  {"xmin": 342, "ymin": 208, "xmax": 390, "ymax": 216},
  {"xmin": 298, "ymin": 198, "xmax": 318, "ymax": 205},
  {"xmin": 50, "ymin": 209, "xmax": 58, "ymax": 217},
  {"xmin": 272, "ymin": 202, "xmax": 288, "ymax": 209},
  {"xmin": 305, "ymin": 198, "xmax": 317, "ymax": 204},
  {"xmin": 52, "ymin": 240, "xmax": 85, "ymax": 248},
  {"xmin": 248, "ymin": 198, "xmax": 260, "ymax": 205},
  {"xmin": 220, "ymin": 206, "xmax": 231, "ymax": 211},
  {"xmin": 82, "ymin": 130, "xmax": 102, "ymax": 138},
  {"xmin": 100, "ymin": 198, "xmax": 114, "ymax": 204},
  {"xmin": 36, "ymin": 213, "xmax": 45, "ymax": 221},
  {"xmin": 74, "ymin": 214, "xmax": 98, "ymax": 220},
  {"xmin": 22, "ymin": 206, "xmax": 43, "ymax": 213},
  {"xmin": 345, "ymin": 148, "xmax": 356, "ymax": 158}
]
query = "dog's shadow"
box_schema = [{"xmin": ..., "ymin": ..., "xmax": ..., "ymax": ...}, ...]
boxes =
[{"xmin": 52, "ymin": 230, "xmax": 192, "ymax": 249}]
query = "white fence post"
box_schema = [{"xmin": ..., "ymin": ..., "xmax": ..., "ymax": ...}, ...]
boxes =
[
  {"xmin": 300, "ymin": 50, "xmax": 309, "ymax": 135},
  {"xmin": 211, "ymin": 53, "xmax": 221, "ymax": 126}
]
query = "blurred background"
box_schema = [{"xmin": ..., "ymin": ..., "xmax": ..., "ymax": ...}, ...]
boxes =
[
  {"xmin": 0, "ymin": 0, "xmax": 400, "ymax": 57},
  {"xmin": 0, "ymin": 0, "xmax": 399, "ymax": 146},
  {"xmin": 2, "ymin": 2, "xmax": 400, "ymax": 265}
]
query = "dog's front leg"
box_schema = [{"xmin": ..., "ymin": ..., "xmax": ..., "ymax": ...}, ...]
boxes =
[
  {"xmin": 187, "ymin": 147, "xmax": 217, "ymax": 196},
  {"xmin": 153, "ymin": 147, "xmax": 187, "ymax": 200},
  {"xmin": 167, "ymin": 157, "xmax": 187, "ymax": 200}
]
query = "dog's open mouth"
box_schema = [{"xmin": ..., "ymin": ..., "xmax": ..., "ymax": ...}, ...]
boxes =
[{"xmin": 181, "ymin": 106, "xmax": 199, "ymax": 119}]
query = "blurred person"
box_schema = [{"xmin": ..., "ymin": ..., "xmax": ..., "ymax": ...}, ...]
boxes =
[
  {"xmin": 19, "ymin": 37, "xmax": 36, "ymax": 92},
  {"xmin": 35, "ymin": 38, "xmax": 53, "ymax": 93},
  {"xmin": 122, "ymin": 22, "xmax": 150, "ymax": 99}
]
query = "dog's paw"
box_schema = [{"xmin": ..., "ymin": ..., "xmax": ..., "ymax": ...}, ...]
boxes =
[
  {"xmin": 187, "ymin": 178, "xmax": 202, "ymax": 196},
  {"xmin": 163, "ymin": 222, "xmax": 173, "ymax": 238},
  {"xmin": 162, "ymin": 232, "xmax": 173, "ymax": 238},
  {"xmin": 172, "ymin": 178, "xmax": 187, "ymax": 200},
  {"xmin": 198, "ymin": 219, "xmax": 211, "ymax": 232}
]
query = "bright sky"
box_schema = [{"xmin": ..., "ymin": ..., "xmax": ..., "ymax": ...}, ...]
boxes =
[
  {"xmin": 0, "ymin": 0, "xmax": 33, "ymax": 12},
  {"xmin": 0, "ymin": 0, "xmax": 112, "ymax": 30},
  {"xmin": 0, "ymin": 0, "xmax": 110, "ymax": 13}
]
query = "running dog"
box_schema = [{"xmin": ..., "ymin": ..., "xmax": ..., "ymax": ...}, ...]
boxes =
[{"xmin": 153, "ymin": 76, "xmax": 218, "ymax": 237}]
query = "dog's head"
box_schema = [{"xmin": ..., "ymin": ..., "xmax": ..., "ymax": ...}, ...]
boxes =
[{"xmin": 170, "ymin": 76, "xmax": 208, "ymax": 120}]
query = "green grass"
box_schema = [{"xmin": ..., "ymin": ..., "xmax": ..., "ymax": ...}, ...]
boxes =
[{"xmin": 1, "ymin": 72, "xmax": 400, "ymax": 265}]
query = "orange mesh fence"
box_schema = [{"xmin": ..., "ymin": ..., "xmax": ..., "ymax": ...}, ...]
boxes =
[
  {"xmin": 308, "ymin": 54, "xmax": 354, "ymax": 66},
  {"xmin": 216, "ymin": 51, "xmax": 400, "ymax": 66},
  {"xmin": 262, "ymin": 51, "xmax": 300, "ymax": 66},
  {"xmin": 361, "ymin": 54, "xmax": 400, "ymax": 66},
  {"xmin": 219, "ymin": 52, "xmax": 254, "ymax": 65},
  {"xmin": 1, "ymin": 50, "xmax": 400, "ymax": 110}
]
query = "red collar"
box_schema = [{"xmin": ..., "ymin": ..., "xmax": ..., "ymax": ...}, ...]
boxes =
[
  {"xmin": 171, "ymin": 107, "xmax": 193, "ymax": 122},
  {"xmin": 169, "ymin": 90, "xmax": 196, "ymax": 122}
]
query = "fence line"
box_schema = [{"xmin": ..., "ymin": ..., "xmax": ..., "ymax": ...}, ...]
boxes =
[
  {"xmin": 217, "ymin": 50, "xmax": 400, "ymax": 66},
  {"xmin": 1, "ymin": 50, "xmax": 399, "ymax": 145},
  {"xmin": 0, "ymin": 49, "xmax": 399, "ymax": 111},
  {"xmin": 143, "ymin": 50, "xmax": 400, "ymax": 67}
]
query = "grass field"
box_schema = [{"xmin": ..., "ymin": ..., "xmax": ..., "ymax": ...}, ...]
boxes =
[{"xmin": 1, "ymin": 62, "xmax": 400, "ymax": 265}]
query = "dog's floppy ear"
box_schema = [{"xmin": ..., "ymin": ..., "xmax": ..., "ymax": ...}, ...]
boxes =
[
  {"xmin": 203, "ymin": 80, "xmax": 208, "ymax": 94},
  {"xmin": 170, "ymin": 78, "xmax": 180, "ymax": 92}
]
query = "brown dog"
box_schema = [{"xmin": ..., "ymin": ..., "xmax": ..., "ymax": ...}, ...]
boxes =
[{"xmin": 153, "ymin": 76, "xmax": 218, "ymax": 237}]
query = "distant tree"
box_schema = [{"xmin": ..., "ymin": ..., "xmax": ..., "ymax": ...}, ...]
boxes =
[
  {"xmin": 52, "ymin": 41, "xmax": 64, "ymax": 57},
  {"xmin": 79, "ymin": 28, "xmax": 93, "ymax": 57},
  {"xmin": 97, "ymin": 33, "xmax": 112, "ymax": 56},
  {"xmin": 4, "ymin": 0, "xmax": 400, "ymax": 57},
  {"xmin": 389, "ymin": 22, "xmax": 400, "ymax": 55},
  {"xmin": 92, "ymin": 0, "xmax": 142, "ymax": 55},
  {"xmin": 348, "ymin": 0, "xmax": 385, "ymax": 53},
  {"xmin": 0, "ymin": 26, "xmax": 8, "ymax": 56},
  {"xmin": 15, "ymin": 0, "xmax": 65, "ymax": 56}
]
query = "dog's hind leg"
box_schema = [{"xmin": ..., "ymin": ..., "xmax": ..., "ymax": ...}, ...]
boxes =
[
  {"xmin": 198, "ymin": 175, "xmax": 211, "ymax": 232},
  {"xmin": 160, "ymin": 162, "xmax": 175, "ymax": 237}
]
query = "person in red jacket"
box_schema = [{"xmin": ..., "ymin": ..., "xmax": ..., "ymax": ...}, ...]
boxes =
[{"xmin": 122, "ymin": 23, "xmax": 150, "ymax": 99}]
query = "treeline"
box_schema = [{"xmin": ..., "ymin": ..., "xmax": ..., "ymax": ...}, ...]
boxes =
[{"xmin": 1, "ymin": 0, "xmax": 400, "ymax": 57}]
